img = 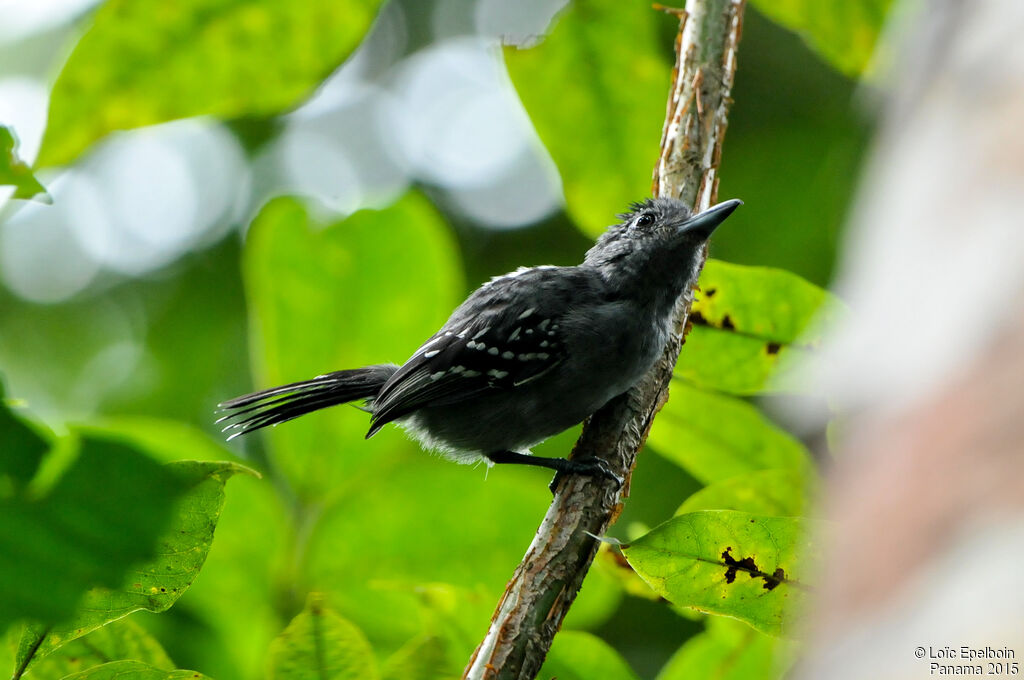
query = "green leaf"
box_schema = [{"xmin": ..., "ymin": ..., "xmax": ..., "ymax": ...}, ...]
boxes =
[
  {"xmin": 693, "ymin": 260, "xmax": 837, "ymax": 345},
  {"xmin": 538, "ymin": 631, "xmax": 639, "ymax": 680},
  {"xmin": 21, "ymin": 617, "xmax": 173, "ymax": 680},
  {"xmin": 380, "ymin": 634, "xmax": 460, "ymax": 680},
  {"xmin": 14, "ymin": 459, "xmax": 254, "ymax": 672},
  {"xmin": 622, "ymin": 510, "xmax": 820, "ymax": 636},
  {"xmin": 0, "ymin": 126, "xmax": 49, "ymax": 202},
  {"xmin": 675, "ymin": 260, "xmax": 842, "ymax": 394},
  {"xmin": 266, "ymin": 594, "xmax": 378, "ymax": 680},
  {"xmin": 656, "ymin": 616, "xmax": 794, "ymax": 680},
  {"xmin": 749, "ymin": 0, "xmax": 893, "ymax": 76},
  {"xmin": 0, "ymin": 437, "xmax": 184, "ymax": 632},
  {"xmin": 646, "ymin": 381, "xmax": 812, "ymax": 484},
  {"xmin": 243, "ymin": 193, "xmax": 462, "ymax": 501},
  {"xmin": 37, "ymin": 0, "xmax": 383, "ymax": 167},
  {"xmin": 504, "ymin": 0, "xmax": 671, "ymax": 237},
  {"xmin": 83, "ymin": 418, "xmax": 288, "ymax": 680},
  {"xmin": 676, "ymin": 469, "xmax": 813, "ymax": 518},
  {"xmin": 58, "ymin": 660, "xmax": 213, "ymax": 679},
  {"xmin": 0, "ymin": 384, "xmax": 50, "ymax": 494}
]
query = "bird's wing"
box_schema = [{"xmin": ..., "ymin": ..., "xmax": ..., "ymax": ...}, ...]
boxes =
[{"xmin": 367, "ymin": 267, "xmax": 592, "ymax": 437}]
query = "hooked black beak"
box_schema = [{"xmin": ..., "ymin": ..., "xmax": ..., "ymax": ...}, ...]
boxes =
[{"xmin": 678, "ymin": 199, "xmax": 742, "ymax": 239}]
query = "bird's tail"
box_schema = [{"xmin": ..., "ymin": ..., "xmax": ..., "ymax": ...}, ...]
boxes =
[{"xmin": 216, "ymin": 364, "xmax": 398, "ymax": 439}]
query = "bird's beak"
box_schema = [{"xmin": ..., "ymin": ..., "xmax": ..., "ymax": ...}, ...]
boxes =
[{"xmin": 678, "ymin": 199, "xmax": 743, "ymax": 239}]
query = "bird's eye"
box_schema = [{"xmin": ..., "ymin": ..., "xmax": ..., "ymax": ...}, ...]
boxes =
[{"xmin": 636, "ymin": 213, "xmax": 655, "ymax": 228}]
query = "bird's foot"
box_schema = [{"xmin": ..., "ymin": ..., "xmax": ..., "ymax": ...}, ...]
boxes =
[{"xmin": 549, "ymin": 456, "xmax": 624, "ymax": 494}]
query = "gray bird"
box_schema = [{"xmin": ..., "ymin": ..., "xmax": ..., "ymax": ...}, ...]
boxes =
[{"xmin": 218, "ymin": 197, "xmax": 741, "ymax": 483}]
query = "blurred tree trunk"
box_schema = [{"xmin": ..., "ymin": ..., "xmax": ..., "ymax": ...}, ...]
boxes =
[{"xmin": 795, "ymin": 1, "xmax": 1024, "ymax": 676}]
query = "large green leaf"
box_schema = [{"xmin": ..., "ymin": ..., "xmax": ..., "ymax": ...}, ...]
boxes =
[
  {"xmin": 243, "ymin": 193, "xmax": 462, "ymax": 502},
  {"xmin": 676, "ymin": 469, "xmax": 813, "ymax": 518},
  {"xmin": 749, "ymin": 0, "xmax": 893, "ymax": 76},
  {"xmin": 538, "ymin": 631, "xmax": 639, "ymax": 680},
  {"xmin": 266, "ymin": 594, "xmax": 378, "ymax": 680},
  {"xmin": 675, "ymin": 260, "xmax": 842, "ymax": 394},
  {"xmin": 622, "ymin": 510, "xmax": 819, "ymax": 636},
  {"xmin": 14, "ymin": 460, "xmax": 254, "ymax": 673},
  {"xmin": 656, "ymin": 616, "xmax": 794, "ymax": 680},
  {"xmin": 59, "ymin": 660, "xmax": 213, "ymax": 680},
  {"xmin": 504, "ymin": 0, "xmax": 670, "ymax": 236},
  {"xmin": 0, "ymin": 436, "xmax": 184, "ymax": 632},
  {"xmin": 81, "ymin": 418, "xmax": 288, "ymax": 680},
  {"xmin": 646, "ymin": 381, "xmax": 812, "ymax": 484},
  {"xmin": 0, "ymin": 384, "xmax": 49, "ymax": 494},
  {"xmin": 37, "ymin": 0, "xmax": 383, "ymax": 167},
  {"xmin": 21, "ymin": 618, "xmax": 173, "ymax": 680},
  {"xmin": 0, "ymin": 127, "xmax": 48, "ymax": 202}
]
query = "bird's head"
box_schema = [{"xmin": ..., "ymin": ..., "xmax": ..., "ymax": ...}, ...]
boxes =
[{"xmin": 583, "ymin": 197, "xmax": 741, "ymax": 306}]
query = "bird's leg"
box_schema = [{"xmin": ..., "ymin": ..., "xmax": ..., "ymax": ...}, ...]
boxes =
[{"xmin": 486, "ymin": 450, "xmax": 623, "ymax": 493}]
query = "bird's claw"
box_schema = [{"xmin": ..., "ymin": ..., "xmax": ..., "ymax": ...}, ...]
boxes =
[{"xmin": 549, "ymin": 456, "xmax": 624, "ymax": 494}]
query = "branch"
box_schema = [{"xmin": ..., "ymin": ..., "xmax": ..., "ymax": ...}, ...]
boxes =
[{"xmin": 462, "ymin": 2, "xmax": 745, "ymax": 678}]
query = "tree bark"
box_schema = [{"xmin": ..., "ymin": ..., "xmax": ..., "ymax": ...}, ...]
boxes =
[{"xmin": 462, "ymin": 2, "xmax": 745, "ymax": 678}]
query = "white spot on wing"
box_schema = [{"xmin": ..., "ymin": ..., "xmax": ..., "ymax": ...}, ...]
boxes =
[
  {"xmin": 424, "ymin": 350, "xmax": 440, "ymax": 358},
  {"xmin": 502, "ymin": 351, "xmax": 514, "ymax": 360},
  {"xmin": 488, "ymin": 347, "xmax": 499, "ymax": 356},
  {"xmin": 517, "ymin": 308, "xmax": 535, "ymax": 320}
]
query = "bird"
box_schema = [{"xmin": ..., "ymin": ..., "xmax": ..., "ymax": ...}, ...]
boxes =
[{"xmin": 217, "ymin": 197, "xmax": 741, "ymax": 485}]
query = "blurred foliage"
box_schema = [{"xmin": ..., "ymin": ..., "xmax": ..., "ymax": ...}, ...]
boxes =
[
  {"xmin": 1, "ymin": 432, "xmax": 183, "ymax": 631},
  {"xmin": 504, "ymin": 0, "xmax": 668, "ymax": 237},
  {"xmin": 655, "ymin": 616, "xmax": 795, "ymax": 680},
  {"xmin": 37, "ymin": 0, "xmax": 383, "ymax": 167},
  {"xmin": 676, "ymin": 469, "xmax": 813, "ymax": 517},
  {"xmin": 243, "ymin": 193, "xmax": 462, "ymax": 502},
  {"xmin": 0, "ymin": 126, "xmax": 48, "ymax": 202},
  {"xmin": 265, "ymin": 595, "xmax": 377, "ymax": 680},
  {"xmin": 538, "ymin": 631, "xmax": 640, "ymax": 680},
  {"xmin": 0, "ymin": 0, "xmax": 886, "ymax": 677},
  {"xmin": 648, "ymin": 381, "xmax": 813, "ymax": 484},
  {"xmin": 750, "ymin": 0, "xmax": 893, "ymax": 75},
  {"xmin": 14, "ymin": 457, "xmax": 253, "ymax": 675},
  {"xmin": 58, "ymin": 660, "xmax": 213, "ymax": 679}
]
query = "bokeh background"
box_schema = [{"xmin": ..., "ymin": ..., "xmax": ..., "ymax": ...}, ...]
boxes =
[{"xmin": 0, "ymin": 1, "xmax": 884, "ymax": 678}]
